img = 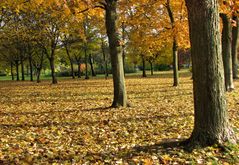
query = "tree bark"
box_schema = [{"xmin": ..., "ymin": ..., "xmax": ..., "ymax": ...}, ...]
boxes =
[
  {"xmin": 185, "ymin": 0, "xmax": 236, "ymax": 147},
  {"xmin": 89, "ymin": 54, "xmax": 96, "ymax": 77},
  {"xmin": 220, "ymin": 13, "xmax": 234, "ymax": 91},
  {"xmin": 105, "ymin": 1, "xmax": 128, "ymax": 107},
  {"xmin": 142, "ymin": 56, "xmax": 147, "ymax": 77},
  {"xmin": 232, "ymin": 15, "xmax": 239, "ymax": 79}
]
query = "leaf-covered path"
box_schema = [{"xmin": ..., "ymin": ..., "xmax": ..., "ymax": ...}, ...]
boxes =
[{"xmin": 0, "ymin": 75, "xmax": 238, "ymax": 164}]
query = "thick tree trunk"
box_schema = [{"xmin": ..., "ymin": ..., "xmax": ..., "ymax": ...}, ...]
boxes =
[
  {"xmin": 105, "ymin": 1, "xmax": 127, "ymax": 107},
  {"xmin": 185, "ymin": 0, "xmax": 235, "ymax": 147},
  {"xmin": 89, "ymin": 54, "xmax": 96, "ymax": 77},
  {"xmin": 84, "ymin": 48, "xmax": 89, "ymax": 79},
  {"xmin": 173, "ymin": 38, "xmax": 179, "ymax": 86},
  {"xmin": 15, "ymin": 60, "xmax": 19, "ymax": 81},
  {"xmin": 29, "ymin": 56, "xmax": 33, "ymax": 81},
  {"xmin": 232, "ymin": 16, "xmax": 239, "ymax": 79},
  {"xmin": 20, "ymin": 56, "xmax": 25, "ymax": 81},
  {"xmin": 11, "ymin": 62, "xmax": 14, "ymax": 81},
  {"xmin": 49, "ymin": 56, "xmax": 57, "ymax": 84},
  {"xmin": 220, "ymin": 13, "xmax": 234, "ymax": 91},
  {"xmin": 142, "ymin": 56, "xmax": 147, "ymax": 77}
]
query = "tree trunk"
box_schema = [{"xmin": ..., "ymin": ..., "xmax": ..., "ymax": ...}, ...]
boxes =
[
  {"xmin": 36, "ymin": 68, "xmax": 41, "ymax": 83},
  {"xmin": 15, "ymin": 60, "xmax": 19, "ymax": 81},
  {"xmin": 89, "ymin": 54, "xmax": 96, "ymax": 77},
  {"xmin": 26, "ymin": 65, "xmax": 29, "ymax": 76},
  {"xmin": 65, "ymin": 45, "xmax": 75, "ymax": 79},
  {"xmin": 105, "ymin": 1, "xmax": 127, "ymax": 107},
  {"xmin": 166, "ymin": 0, "xmax": 179, "ymax": 86},
  {"xmin": 102, "ymin": 40, "xmax": 108, "ymax": 79},
  {"xmin": 77, "ymin": 62, "xmax": 81, "ymax": 78},
  {"xmin": 173, "ymin": 38, "xmax": 179, "ymax": 86},
  {"xmin": 29, "ymin": 55, "xmax": 33, "ymax": 81},
  {"xmin": 142, "ymin": 56, "xmax": 147, "ymax": 77},
  {"xmin": 11, "ymin": 62, "xmax": 14, "ymax": 81},
  {"xmin": 84, "ymin": 47, "xmax": 89, "ymax": 79},
  {"xmin": 149, "ymin": 61, "xmax": 154, "ymax": 75},
  {"xmin": 220, "ymin": 13, "xmax": 234, "ymax": 91},
  {"xmin": 232, "ymin": 15, "xmax": 239, "ymax": 79},
  {"xmin": 20, "ymin": 56, "xmax": 25, "ymax": 81},
  {"xmin": 49, "ymin": 56, "xmax": 57, "ymax": 84},
  {"xmin": 185, "ymin": 0, "xmax": 235, "ymax": 147},
  {"xmin": 122, "ymin": 22, "xmax": 126, "ymax": 76}
]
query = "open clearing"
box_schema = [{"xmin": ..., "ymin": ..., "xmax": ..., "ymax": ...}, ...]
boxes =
[{"xmin": 0, "ymin": 74, "xmax": 239, "ymax": 164}]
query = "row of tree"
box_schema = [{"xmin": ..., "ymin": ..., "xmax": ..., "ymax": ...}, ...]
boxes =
[{"xmin": 0, "ymin": 0, "xmax": 239, "ymax": 148}]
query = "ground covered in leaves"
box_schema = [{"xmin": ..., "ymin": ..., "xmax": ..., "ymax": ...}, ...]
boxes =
[{"xmin": 0, "ymin": 72, "xmax": 239, "ymax": 164}]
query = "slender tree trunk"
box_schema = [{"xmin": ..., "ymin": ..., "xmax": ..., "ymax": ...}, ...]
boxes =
[
  {"xmin": 84, "ymin": 47, "xmax": 89, "ymax": 79},
  {"xmin": 220, "ymin": 13, "xmax": 234, "ymax": 91},
  {"xmin": 102, "ymin": 40, "xmax": 108, "ymax": 79},
  {"xmin": 29, "ymin": 55, "xmax": 33, "ymax": 81},
  {"xmin": 149, "ymin": 61, "xmax": 154, "ymax": 75},
  {"xmin": 89, "ymin": 54, "xmax": 96, "ymax": 77},
  {"xmin": 173, "ymin": 38, "xmax": 179, "ymax": 86},
  {"xmin": 105, "ymin": 1, "xmax": 128, "ymax": 107},
  {"xmin": 49, "ymin": 56, "xmax": 57, "ymax": 84},
  {"xmin": 185, "ymin": 0, "xmax": 236, "ymax": 147},
  {"xmin": 26, "ymin": 65, "xmax": 29, "ymax": 76},
  {"xmin": 65, "ymin": 45, "xmax": 75, "ymax": 79},
  {"xmin": 166, "ymin": 0, "xmax": 179, "ymax": 86},
  {"xmin": 77, "ymin": 62, "xmax": 81, "ymax": 78},
  {"xmin": 15, "ymin": 60, "xmax": 19, "ymax": 81},
  {"xmin": 142, "ymin": 56, "xmax": 147, "ymax": 77},
  {"xmin": 36, "ymin": 68, "xmax": 41, "ymax": 83},
  {"xmin": 11, "ymin": 62, "xmax": 14, "ymax": 81},
  {"xmin": 232, "ymin": 15, "xmax": 239, "ymax": 79},
  {"xmin": 20, "ymin": 56, "xmax": 25, "ymax": 81},
  {"xmin": 122, "ymin": 22, "xmax": 126, "ymax": 75}
]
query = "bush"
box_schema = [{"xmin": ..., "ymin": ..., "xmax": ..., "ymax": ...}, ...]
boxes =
[
  {"xmin": 155, "ymin": 64, "xmax": 171, "ymax": 71},
  {"xmin": 0, "ymin": 71, "xmax": 7, "ymax": 76},
  {"xmin": 57, "ymin": 71, "xmax": 71, "ymax": 77}
]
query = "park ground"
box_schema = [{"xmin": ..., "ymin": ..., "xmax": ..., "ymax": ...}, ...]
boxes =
[{"xmin": 0, "ymin": 71, "xmax": 239, "ymax": 164}]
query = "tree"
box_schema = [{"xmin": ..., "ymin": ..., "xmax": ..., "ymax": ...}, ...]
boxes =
[
  {"xmin": 220, "ymin": 13, "xmax": 234, "ymax": 91},
  {"xmin": 185, "ymin": 0, "xmax": 236, "ymax": 147},
  {"xmin": 104, "ymin": 0, "xmax": 127, "ymax": 107},
  {"xmin": 232, "ymin": 15, "xmax": 239, "ymax": 79},
  {"xmin": 165, "ymin": 0, "xmax": 179, "ymax": 86}
]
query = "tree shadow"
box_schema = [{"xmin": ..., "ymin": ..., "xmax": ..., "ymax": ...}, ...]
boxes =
[
  {"xmin": 84, "ymin": 138, "xmax": 189, "ymax": 163},
  {"xmin": 0, "ymin": 106, "xmax": 112, "ymax": 116}
]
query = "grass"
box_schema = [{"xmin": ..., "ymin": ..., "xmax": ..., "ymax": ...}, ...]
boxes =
[{"xmin": 0, "ymin": 70, "xmax": 238, "ymax": 164}]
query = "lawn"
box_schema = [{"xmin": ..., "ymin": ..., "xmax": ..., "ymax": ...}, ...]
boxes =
[{"xmin": 0, "ymin": 73, "xmax": 239, "ymax": 164}]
